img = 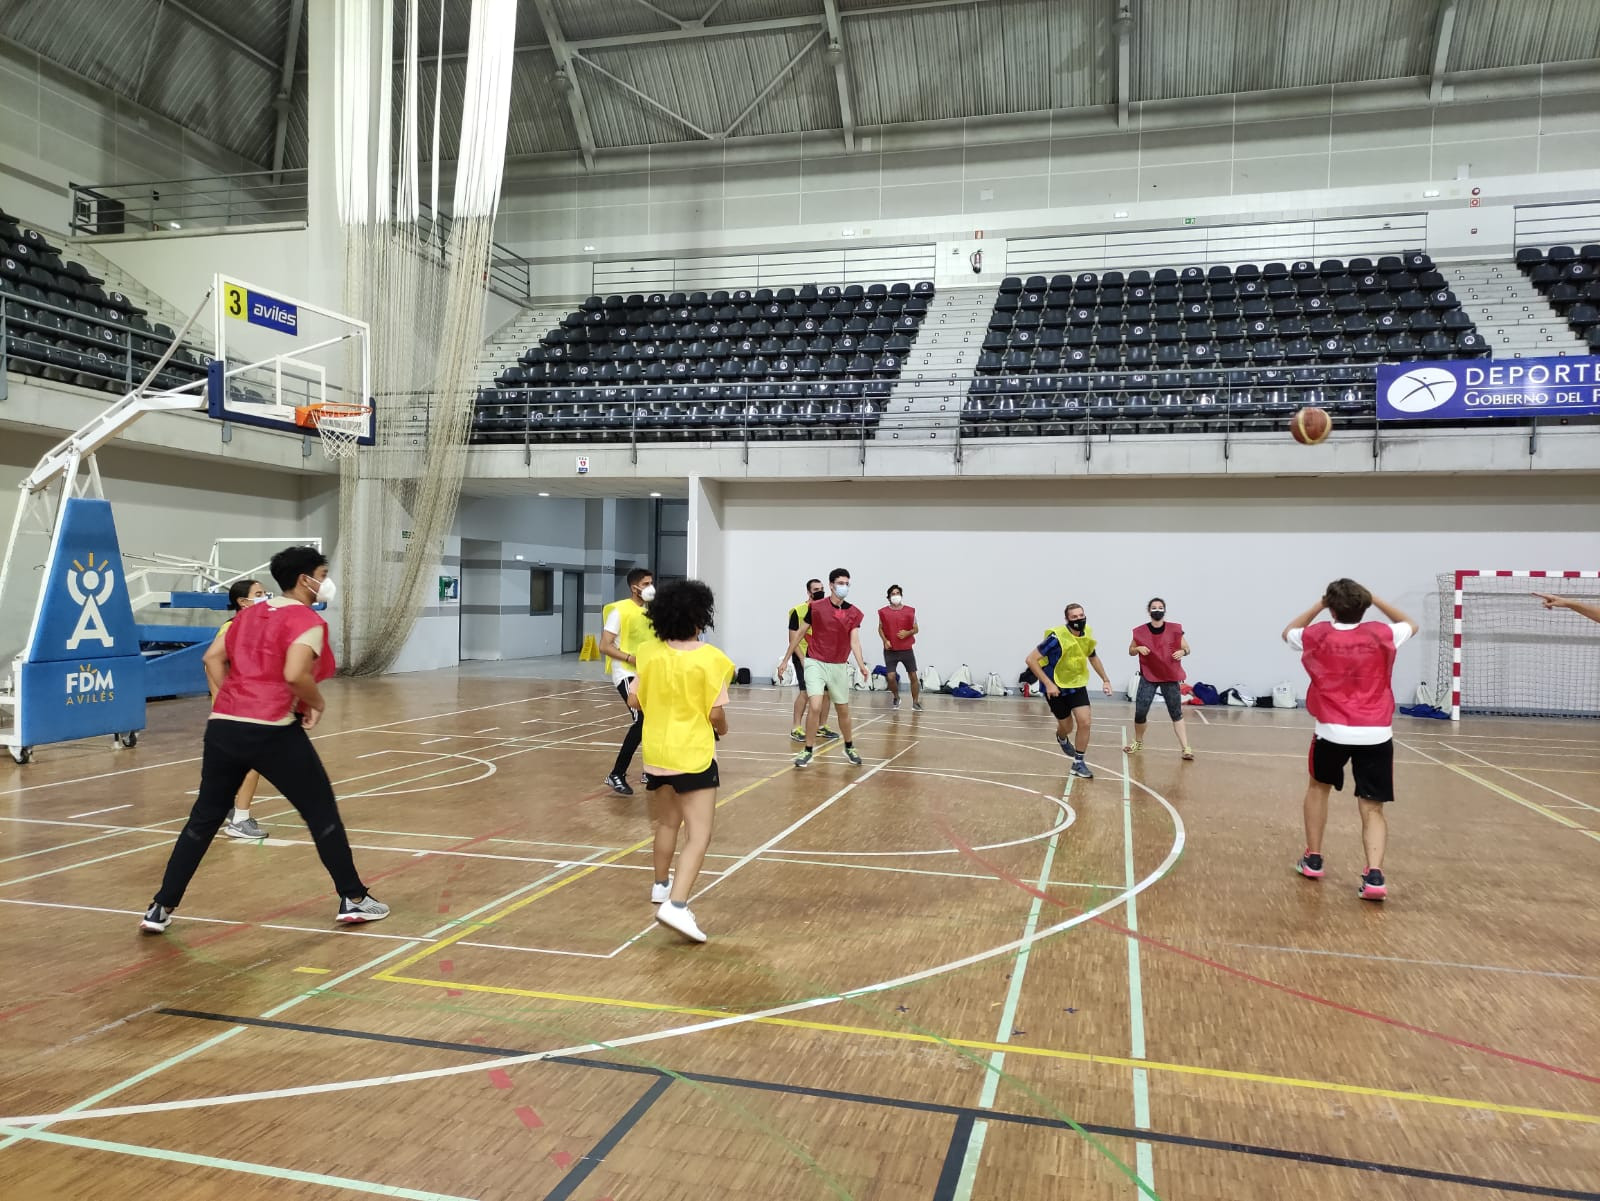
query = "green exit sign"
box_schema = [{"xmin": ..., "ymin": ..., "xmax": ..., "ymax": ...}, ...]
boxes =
[{"xmin": 1184, "ymin": 217, "xmax": 1196, "ymax": 226}]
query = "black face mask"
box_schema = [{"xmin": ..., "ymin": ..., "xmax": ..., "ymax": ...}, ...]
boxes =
[
  {"xmin": 1067, "ymin": 618, "xmax": 1087, "ymax": 634},
  {"xmin": 810, "ymin": 590, "xmax": 824, "ymax": 601},
  {"xmin": 1148, "ymin": 610, "xmax": 1165, "ymax": 622}
]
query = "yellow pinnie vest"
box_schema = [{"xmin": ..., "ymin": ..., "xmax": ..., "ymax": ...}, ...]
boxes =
[
  {"xmin": 602, "ymin": 598, "xmax": 656, "ymax": 674},
  {"xmin": 789, "ymin": 601, "xmax": 811, "ymax": 657}
]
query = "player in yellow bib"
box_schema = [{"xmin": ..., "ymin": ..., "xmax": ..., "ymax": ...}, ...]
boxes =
[
  {"xmin": 216, "ymin": 578, "xmax": 269, "ymax": 838},
  {"xmin": 787, "ymin": 578, "xmax": 837, "ymax": 743},
  {"xmin": 599, "ymin": 568, "xmax": 658, "ymax": 795},
  {"xmin": 1024, "ymin": 601, "xmax": 1114, "ymax": 780},
  {"xmin": 629, "ymin": 579, "xmax": 732, "ymax": 944}
]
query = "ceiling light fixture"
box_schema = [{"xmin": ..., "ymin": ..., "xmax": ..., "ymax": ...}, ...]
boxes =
[
  {"xmin": 538, "ymin": 491, "xmax": 550, "ymax": 497},
  {"xmin": 649, "ymin": 491, "xmax": 662, "ymax": 497}
]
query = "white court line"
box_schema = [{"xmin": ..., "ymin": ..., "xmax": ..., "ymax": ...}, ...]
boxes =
[
  {"xmin": 1192, "ymin": 708, "xmax": 1209, "ymax": 725},
  {"xmin": 1121, "ymin": 726, "xmax": 1154, "ymax": 1191},
  {"xmin": 0, "ymin": 776, "xmax": 1186, "ymax": 1129},
  {"xmin": 67, "ymin": 805, "xmax": 132, "ymax": 820},
  {"xmin": 952, "ymin": 822, "xmax": 1063, "ymax": 1201},
  {"xmin": 0, "ymin": 682, "xmax": 610, "ymax": 801},
  {"xmin": 604, "ymin": 725, "xmax": 908, "ymax": 958},
  {"xmin": 417, "ymin": 737, "xmax": 452, "ymax": 745},
  {"xmin": 1444, "ymin": 743, "xmax": 1600, "ymax": 812},
  {"xmin": 472, "ymin": 727, "xmax": 500, "ymax": 734}
]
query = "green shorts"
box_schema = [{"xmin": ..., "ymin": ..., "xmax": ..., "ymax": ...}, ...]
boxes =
[{"xmin": 803, "ymin": 658, "xmax": 855, "ymax": 704}]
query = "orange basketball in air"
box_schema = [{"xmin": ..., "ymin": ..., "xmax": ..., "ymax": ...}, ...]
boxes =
[{"xmin": 1291, "ymin": 406, "xmax": 1332, "ymax": 445}]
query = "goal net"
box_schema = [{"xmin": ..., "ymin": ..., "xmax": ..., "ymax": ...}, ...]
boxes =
[{"xmin": 1436, "ymin": 571, "xmax": 1600, "ymax": 720}]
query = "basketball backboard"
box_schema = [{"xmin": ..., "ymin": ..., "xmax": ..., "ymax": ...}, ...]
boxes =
[{"xmin": 206, "ymin": 274, "xmax": 374, "ymax": 448}]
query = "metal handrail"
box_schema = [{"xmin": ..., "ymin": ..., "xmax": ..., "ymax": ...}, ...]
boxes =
[
  {"xmin": 70, "ymin": 171, "xmax": 310, "ymax": 236},
  {"xmin": 0, "ymin": 290, "xmax": 210, "ymax": 393},
  {"xmin": 65, "ymin": 172, "xmax": 531, "ymax": 299}
]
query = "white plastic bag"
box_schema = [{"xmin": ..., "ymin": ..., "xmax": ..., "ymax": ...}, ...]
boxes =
[
  {"xmin": 921, "ymin": 665, "xmax": 942, "ymax": 691},
  {"xmin": 1271, "ymin": 681, "xmax": 1298, "ymax": 709}
]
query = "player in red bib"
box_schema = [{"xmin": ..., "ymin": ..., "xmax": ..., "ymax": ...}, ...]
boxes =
[
  {"xmin": 877, "ymin": 584, "xmax": 922, "ymax": 710},
  {"xmin": 1282, "ymin": 578, "xmax": 1417, "ymax": 901},
  {"xmin": 1123, "ymin": 597, "xmax": 1194, "ymax": 761},
  {"xmin": 139, "ymin": 545, "xmax": 388, "ymax": 932}
]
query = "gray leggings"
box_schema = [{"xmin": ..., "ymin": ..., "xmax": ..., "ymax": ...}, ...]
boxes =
[{"xmin": 1135, "ymin": 678, "xmax": 1184, "ymax": 723}]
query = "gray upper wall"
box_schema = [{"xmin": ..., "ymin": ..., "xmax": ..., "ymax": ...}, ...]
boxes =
[{"xmin": 494, "ymin": 64, "xmax": 1600, "ymax": 249}]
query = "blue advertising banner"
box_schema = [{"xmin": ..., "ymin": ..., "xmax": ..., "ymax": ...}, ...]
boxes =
[
  {"xmin": 21, "ymin": 497, "xmax": 146, "ymax": 745},
  {"xmin": 222, "ymin": 278, "xmax": 298, "ymax": 336},
  {"xmin": 1377, "ymin": 356, "xmax": 1600, "ymax": 421}
]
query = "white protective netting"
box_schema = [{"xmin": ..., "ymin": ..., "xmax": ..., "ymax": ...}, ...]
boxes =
[
  {"xmin": 331, "ymin": 0, "xmax": 516, "ymax": 674},
  {"xmin": 1436, "ymin": 572, "xmax": 1600, "ymax": 718}
]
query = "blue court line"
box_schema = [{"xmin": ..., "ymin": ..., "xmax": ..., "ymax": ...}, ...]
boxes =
[
  {"xmin": 157, "ymin": 1013, "xmax": 1600, "ymax": 1198},
  {"xmin": 541, "ymin": 1075, "xmax": 672, "ymax": 1201}
]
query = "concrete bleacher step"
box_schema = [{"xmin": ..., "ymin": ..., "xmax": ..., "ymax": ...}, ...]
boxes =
[
  {"xmin": 1441, "ymin": 261, "xmax": 1586, "ymax": 359},
  {"xmin": 880, "ymin": 285, "xmax": 997, "ymax": 441},
  {"xmin": 475, "ymin": 306, "xmax": 573, "ymax": 386}
]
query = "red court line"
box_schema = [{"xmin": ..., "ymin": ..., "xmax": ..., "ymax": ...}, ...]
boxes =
[
  {"xmin": 938, "ymin": 821, "xmax": 1600, "ymax": 1087},
  {"xmin": 0, "ymin": 819, "xmax": 524, "ymax": 1025}
]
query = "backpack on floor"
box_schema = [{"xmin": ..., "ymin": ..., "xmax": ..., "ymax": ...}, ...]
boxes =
[
  {"xmin": 951, "ymin": 682, "xmax": 985, "ymax": 699},
  {"xmin": 944, "ymin": 664, "xmax": 973, "ymax": 692},
  {"xmin": 921, "ymin": 665, "xmax": 942, "ymax": 691},
  {"xmin": 735, "ymin": 667, "xmax": 751, "ymax": 686},
  {"xmin": 1190, "ymin": 681, "xmax": 1221, "ymax": 706},
  {"xmin": 869, "ymin": 667, "xmax": 889, "ymax": 691},
  {"xmin": 985, "ymin": 671, "xmax": 1008, "ymax": 697},
  {"xmin": 1127, "ymin": 673, "xmax": 1142, "ymax": 701},
  {"xmin": 1272, "ymin": 681, "xmax": 1298, "ymax": 709}
]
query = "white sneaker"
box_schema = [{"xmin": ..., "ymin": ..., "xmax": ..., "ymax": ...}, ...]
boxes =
[
  {"xmin": 223, "ymin": 816, "xmax": 267, "ymax": 839},
  {"xmin": 655, "ymin": 902, "xmax": 706, "ymax": 942},
  {"xmin": 337, "ymin": 894, "xmax": 390, "ymax": 924},
  {"xmin": 650, "ymin": 877, "xmax": 672, "ymax": 904}
]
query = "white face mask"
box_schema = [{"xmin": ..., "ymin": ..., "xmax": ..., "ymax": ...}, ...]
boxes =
[
  {"xmin": 640, "ymin": 584, "xmax": 656, "ymax": 603},
  {"xmin": 309, "ymin": 575, "xmax": 336, "ymax": 604},
  {"xmin": 833, "ymin": 582, "xmax": 849, "ymax": 599},
  {"xmin": 251, "ymin": 594, "xmax": 270, "ymax": 605},
  {"xmin": 889, "ymin": 595, "xmax": 903, "ymax": 608}
]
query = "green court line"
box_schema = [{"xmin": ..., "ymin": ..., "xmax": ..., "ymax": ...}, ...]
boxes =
[{"xmin": 0, "ymin": 1125, "xmax": 480, "ymax": 1201}]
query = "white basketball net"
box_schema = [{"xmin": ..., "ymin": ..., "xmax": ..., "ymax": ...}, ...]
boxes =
[{"xmin": 312, "ymin": 405, "xmax": 370, "ymax": 460}]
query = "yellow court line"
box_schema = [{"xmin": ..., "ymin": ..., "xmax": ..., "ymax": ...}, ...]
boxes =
[
  {"xmin": 1441, "ymin": 762, "xmax": 1600, "ymax": 842},
  {"xmin": 375, "ymin": 973, "xmax": 1600, "ymax": 1128},
  {"xmin": 373, "ymin": 755, "xmax": 803, "ymax": 980}
]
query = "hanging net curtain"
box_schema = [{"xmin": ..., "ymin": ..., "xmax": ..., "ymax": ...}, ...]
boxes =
[{"xmin": 332, "ymin": 0, "xmax": 517, "ymax": 674}]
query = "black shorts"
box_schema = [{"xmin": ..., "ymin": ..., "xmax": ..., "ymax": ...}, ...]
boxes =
[
  {"xmin": 1308, "ymin": 737, "xmax": 1394, "ymax": 803},
  {"xmin": 883, "ymin": 649, "xmax": 918, "ymax": 675},
  {"xmin": 1046, "ymin": 687, "xmax": 1091, "ymax": 720},
  {"xmin": 645, "ymin": 760, "xmax": 720, "ymax": 792}
]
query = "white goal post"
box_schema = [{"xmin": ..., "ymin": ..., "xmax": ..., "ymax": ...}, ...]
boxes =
[{"xmin": 1441, "ymin": 570, "xmax": 1600, "ymax": 721}]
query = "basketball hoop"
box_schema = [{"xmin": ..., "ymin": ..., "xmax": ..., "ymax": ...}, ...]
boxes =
[{"xmin": 295, "ymin": 402, "xmax": 373, "ymax": 460}]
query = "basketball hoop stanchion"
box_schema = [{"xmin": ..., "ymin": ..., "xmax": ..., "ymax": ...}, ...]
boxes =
[{"xmin": 296, "ymin": 403, "xmax": 375, "ymax": 460}]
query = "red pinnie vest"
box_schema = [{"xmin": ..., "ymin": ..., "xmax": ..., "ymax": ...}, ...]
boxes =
[
  {"xmin": 1299, "ymin": 621, "xmax": 1397, "ymax": 728},
  {"xmin": 215, "ymin": 601, "xmax": 336, "ymax": 721}
]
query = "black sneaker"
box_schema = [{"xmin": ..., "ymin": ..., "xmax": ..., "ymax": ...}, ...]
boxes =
[
  {"xmin": 1296, "ymin": 851, "xmax": 1325, "ymax": 879},
  {"xmin": 139, "ymin": 902, "xmax": 172, "ymax": 933},
  {"xmin": 1359, "ymin": 868, "xmax": 1387, "ymax": 901},
  {"xmin": 606, "ymin": 772, "xmax": 634, "ymax": 796}
]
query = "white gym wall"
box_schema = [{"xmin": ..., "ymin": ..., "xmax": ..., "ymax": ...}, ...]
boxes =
[{"xmin": 708, "ymin": 476, "xmax": 1600, "ymax": 699}]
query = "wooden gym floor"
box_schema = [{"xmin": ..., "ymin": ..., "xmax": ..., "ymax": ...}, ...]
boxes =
[{"xmin": 0, "ymin": 671, "xmax": 1596, "ymax": 1201}]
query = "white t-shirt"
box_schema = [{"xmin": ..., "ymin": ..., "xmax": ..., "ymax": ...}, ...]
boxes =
[
  {"xmin": 1285, "ymin": 621, "xmax": 1414, "ymax": 745},
  {"xmin": 604, "ymin": 606, "xmax": 632, "ymax": 685}
]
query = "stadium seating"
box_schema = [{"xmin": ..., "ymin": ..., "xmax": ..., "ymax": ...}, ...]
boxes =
[
  {"xmin": 472, "ymin": 281, "xmax": 934, "ymax": 443},
  {"xmin": 0, "ymin": 204, "xmax": 210, "ymax": 395},
  {"xmin": 1516, "ymin": 245, "xmax": 1600, "ymax": 352},
  {"xmin": 964, "ymin": 251, "xmax": 1495, "ymax": 436}
]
